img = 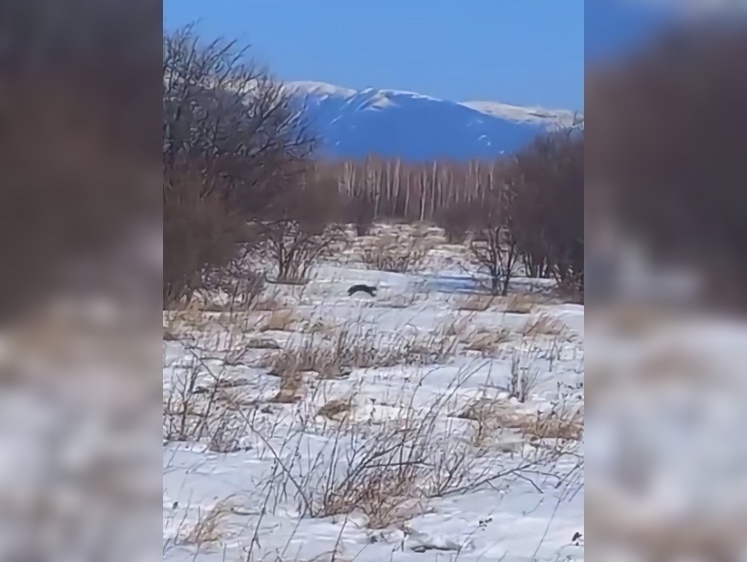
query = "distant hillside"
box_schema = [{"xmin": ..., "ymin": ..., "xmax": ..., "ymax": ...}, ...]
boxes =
[{"xmin": 286, "ymin": 81, "xmax": 581, "ymax": 161}]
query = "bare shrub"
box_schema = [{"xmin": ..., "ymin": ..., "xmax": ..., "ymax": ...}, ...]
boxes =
[
  {"xmin": 263, "ymin": 220, "xmax": 343, "ymax": 284},
  {"xmin": 203, "ymin": 265, "xmax": 265, "ymax": 312},
  {"xmin": 163, "ymin": 172, "xmax": 250, "ymax": 307},
  {"xmin": 507, "ymin": 131, "xmax": 583, "ymax": 300},
  {"xmin": 306, "ymin": 404, "xmax": 458, "ymax": 528},
  {"xmin": 361, "ymin": 237, "xmax": 428, "ymax": 273},
  {"xmin": 467, "ymin": 191, "xmax": 520, "ymax": 296},
  {"xmin": 163, "ymin": 356, "xmax": 231, "ymax": 444},
  {"xmin": 163, "ymin": 27, "xmax": 315, "ymax": 307},
  {"xmin": 261, "ymin": 176, "xmax": 346, "ymax": 284}
]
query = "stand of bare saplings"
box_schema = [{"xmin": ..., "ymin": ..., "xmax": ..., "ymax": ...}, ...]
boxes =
[{"xmin": 163, "ymin": 26, "xmax": 584, "ymax": 309}]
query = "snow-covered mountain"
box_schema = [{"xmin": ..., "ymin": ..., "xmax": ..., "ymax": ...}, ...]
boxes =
[{"xmin": 286, "ymin": 81, "xmax": 581, "ymax": 161}]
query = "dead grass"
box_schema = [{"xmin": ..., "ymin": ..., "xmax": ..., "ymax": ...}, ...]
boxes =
[
  {"xmin": 252, "ymin": 296, "xmax": 285, "ymax": 311},
  {"xmin": 501, "ymin": 293, "xmax": 538, "ymax": 314},
  {"xmin": 308, "ymin": 418, "xmax": 434, "ymax": 528},
  {"xmin": 458, "ymin": 397, "xmax": 583, "ymax": 443},
  {"xmin": 182, "ymin": 497, "xmax": 235, "ymax": 546},
  {"xmin": 462, "ymin": 327, "xmax": 512, "ymax": 355},
  {"xmin": 520, "ymin": 313, "xmax": 569, "ymax": 339},
  {"xmin": 260, "ymin": 308, "xmax": 297, "ymax": 332},
  {"xmin": 457, "ymin": 294, "xmax": 496, "ymax": 312},
  {"xmin": 518, "ymin": 409, "xmax": 583, "ymax": 441},
  {"xmin": 163, "ymin": 301, "xmax": 212, "ymax": 338},
  {"xmin": 361, "ymin": 237, "xmax": 429, "ymax": 273},
  {"xmin": 507, "ymin": 351, "xmax": 539, "ymax": 402},
  {"xmin": 317, "ymin": 397, "xmax": 353, "ymax": 421},
  {"xmin": 271, "ymin": 370, "xmax": 305, "ymax": 403},
  {"xmin": 262, "ymin": 322, "xmax": 456, "ymax": 379},
  {"xmin": 438, "ymin": 314, "xmax": 475, "ymax": 338}
]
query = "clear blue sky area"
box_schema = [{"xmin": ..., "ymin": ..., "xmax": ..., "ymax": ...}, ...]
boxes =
[{"xmin": 163, "ymin": 0, "xmax": 584, "ymax": 111}]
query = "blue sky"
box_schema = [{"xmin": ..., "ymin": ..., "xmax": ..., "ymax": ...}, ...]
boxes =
[{"xmin": 163, "ymin": 0, "xmax": 584, "ymax": 111}]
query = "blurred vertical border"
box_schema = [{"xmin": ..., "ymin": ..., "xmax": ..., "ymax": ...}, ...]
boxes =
[
  {"xmin": 586, "ymin": 1, "xmax": 747, "ymax": 561},
  {"xmin": 0, "ymin": 1, "xmax": 162, "ymax": 560}
]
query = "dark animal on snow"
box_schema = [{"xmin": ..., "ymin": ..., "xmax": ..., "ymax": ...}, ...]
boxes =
[{"xmin": 347, "ymin": 284, "xmax": 377, "ymax": 297}]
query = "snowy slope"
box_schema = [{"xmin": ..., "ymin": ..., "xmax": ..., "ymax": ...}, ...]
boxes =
[{"xmin": 286, "ymin": 81, "xmax": 580, "ymax": 161}]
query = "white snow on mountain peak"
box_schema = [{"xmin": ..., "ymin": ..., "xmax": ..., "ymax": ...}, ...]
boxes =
[
  {"xmin": 285, "ymin": 80, "xmax": 357, "ymax": 98},
  {"xmin": 461, "ymin": 100, "xmax": 579, "ymax": 127},
  {"xmin": 283, "ymin": 80, "xmax": 581, "ymax": 160}
]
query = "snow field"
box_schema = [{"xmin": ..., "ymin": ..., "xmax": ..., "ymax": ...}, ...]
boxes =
[{"xmin": 163, "ymin": 234, "xmax": 584, "ymax": 562}]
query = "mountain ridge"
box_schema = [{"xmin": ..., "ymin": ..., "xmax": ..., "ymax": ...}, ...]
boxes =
[{"xmin": 285, "ymin": 81, "xmax": 581, "ymax": 161}]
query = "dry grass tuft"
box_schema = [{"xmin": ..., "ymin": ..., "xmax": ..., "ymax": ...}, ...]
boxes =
[
  {"xmin": 437, "ymin": 313, "xmax": 474, "ymax": 338},
  {"xmin": 317, "ymin": 397, "xmax": 353, "ymax": 421},
  {"xmin": 260, "ymin": 308, "xmax": 297, "ymax": 332},
  {"xmin": 457, "ymin": 294, "xmax": 496, "ymax": 312},
  {"xmin": 458, "ymin": 398, "xmax": 583, "ymax": 443},
  {"xmin": 501, "ymin": 293, "xmax": 538, "ymax": 314},
  {"xmin": 262, "ymin": 322, "xmax": 455, "ymax": 378},
  {"xmin": 520, "ymin": 313, "xmax": 568, "ymax": 338},
  {"xmin": 163, "ymin": 301, "xmax": 212, "ymax": 338},
  {"xmin": 271, "ymin": 370, "xmax": 305, "ymax": 403},
  {"xmin": 361, "ymin": 236, "xmax": 429, "ymax": 273},
  {"xmin": 516, "ymin": 409, "xmax": 584, "ymax": 441},
  {"xmin": 183, "ymin": 497, "xmax": 235, "ymax": 546},
  {"xmin": 507, "ymin": 351, "xmax": 539, "ymax": 402},
  {"xmin": 462, "ymin": 327, "xmax": 512, "ymax": 355},
  {"xmin": 252, "ymin": 296, "xmax": 285, "ymax": 311}
]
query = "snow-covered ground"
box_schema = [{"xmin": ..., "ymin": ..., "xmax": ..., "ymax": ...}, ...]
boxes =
[{"xmin": 163, "ymin": 241, "xmax": 584, "ymax": 561}]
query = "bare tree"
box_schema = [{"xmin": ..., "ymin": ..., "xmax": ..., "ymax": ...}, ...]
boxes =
[
  {"xmin": 260, "ymin": 173, "xmax": 346, "ymax": 284},
  {"xmin": 162, "ymin": 26, "xmax": 316, "ymax": 305},
  {"xmin": 508, "ymin": 130, "xmax": 584, "ymax": 299},
  {"xmin": 468, "ymin": 189, "xmax": 520, "ymax": 296},
  {"xmin": 163, "ymin": 26, "xmax": 315, "ymax": 210}
]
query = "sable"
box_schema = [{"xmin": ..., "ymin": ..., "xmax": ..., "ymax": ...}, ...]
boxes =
[{"xmin": 347, "ymin": 284, "xmax": 377, "ymax": 297}]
